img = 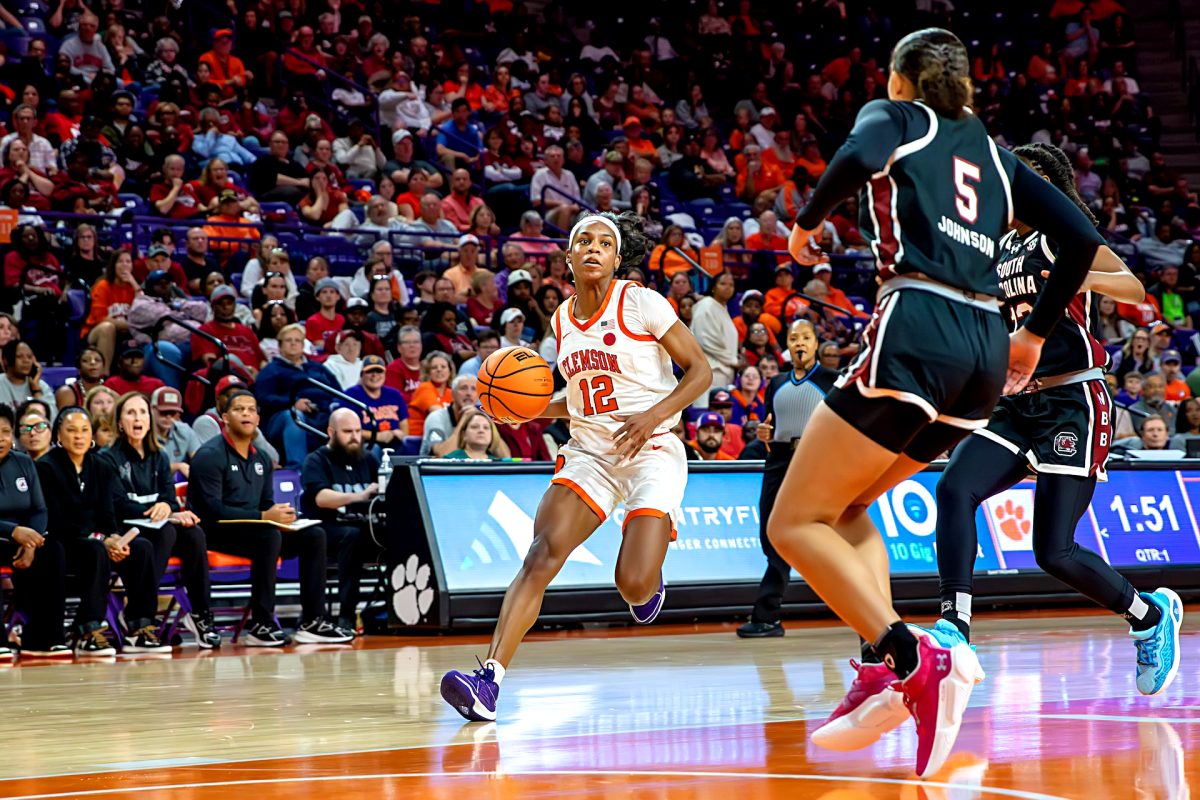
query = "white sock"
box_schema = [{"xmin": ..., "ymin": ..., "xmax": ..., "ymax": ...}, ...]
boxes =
[
  {"xmin": 484, "ymin": 658, "xmax": 506, "ymax": 684},
  {"xmin": 1128, "ymin": 594, "xmax": 1150, "ymax": 621}
]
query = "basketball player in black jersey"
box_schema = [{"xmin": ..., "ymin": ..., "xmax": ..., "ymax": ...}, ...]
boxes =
[
  {"xmin": 934, "ymin": 143, "xmax": 1184, "ymax": 698},
  {"xmin": 766, "ymin": 29, "xmax": 1110, "ymax": 777}
]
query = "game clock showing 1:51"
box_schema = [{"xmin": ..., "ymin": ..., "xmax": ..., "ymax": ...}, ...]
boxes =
[{"xmin": 1089, "ymin": 471, "xmax": 1200, "ymax": 567}]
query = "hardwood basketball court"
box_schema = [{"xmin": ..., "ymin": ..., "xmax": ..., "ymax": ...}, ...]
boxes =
[{"xmin": 0, "ymin": 609, "xmax": 1193, "ymax": 799}]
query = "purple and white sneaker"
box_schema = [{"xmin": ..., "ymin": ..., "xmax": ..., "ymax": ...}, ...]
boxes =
[
  {"xmin": 441, "ymin": 659, "xmax": 499, "ymax": 722},
  {"xmin": 629, "ymin": 575, "xmax": 666, "ymax": 624}
]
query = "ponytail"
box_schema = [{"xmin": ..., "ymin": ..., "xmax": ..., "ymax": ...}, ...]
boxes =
[
  {"xmin": 892, "ymin": 28, "xmax": 971, "ymax": 120},
  {"xmin": 1013, "ymin": 142, "xmax": 1100, "ymax": 226}
]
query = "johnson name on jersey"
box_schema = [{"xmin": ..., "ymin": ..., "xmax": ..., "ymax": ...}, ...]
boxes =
[{"xmin": 995, "ymin": 228, "xmax": 1108, "ymax": 378}]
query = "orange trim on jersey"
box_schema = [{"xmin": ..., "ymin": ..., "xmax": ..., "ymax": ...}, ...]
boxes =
[
  {"xmin": 551, "ymin": 477, "xmax": 607, "ymax": 521},
  {"xmin": 616, "ymin": 283, "xmax": 657, "ymax": 342},
  {"xmin": 622, "ymin": 508, "xmax": 677, "ymax": 541},
  {"xmin": 567, "ymin": 278, "xmax": 619, "ymax": 332},
  {"xmin": 554, "ymin": 303, "xmax": 565, "ymax": 353}
]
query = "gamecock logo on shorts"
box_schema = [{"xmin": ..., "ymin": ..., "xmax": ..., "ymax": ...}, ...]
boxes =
[{"xmin": 1053, "ymin": 431, "xmax": 1078, "ymax": 457}]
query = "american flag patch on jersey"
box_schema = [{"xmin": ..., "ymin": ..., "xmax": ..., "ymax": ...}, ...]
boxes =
[{"xmin": 600, "ymin": 319, "xmax": 614, "ymax": 328}]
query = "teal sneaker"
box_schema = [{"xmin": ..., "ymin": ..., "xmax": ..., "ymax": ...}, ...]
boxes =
[{"xmin": 1131, "ymin": 588, "xmax": 1183, "ymax": 696}]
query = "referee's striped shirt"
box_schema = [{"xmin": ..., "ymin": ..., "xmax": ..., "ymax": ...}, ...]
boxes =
[{"xmin": 765, "ymin": 363, "xmax": 838, "ymax": 445}]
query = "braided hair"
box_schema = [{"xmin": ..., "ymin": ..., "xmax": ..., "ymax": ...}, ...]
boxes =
[
  {"xmin": 891, "ymin": 28, "xmax": 971, "ymax": 120},
  {"xmin": 572, "ymin": 210, "xmax": 651, "ymax": 277},
  {"xmin": 1012, "ymin": 142, "xmax": 1100, "ymax": 226}
]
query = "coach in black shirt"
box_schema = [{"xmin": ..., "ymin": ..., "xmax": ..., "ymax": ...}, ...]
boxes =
[
  {"xmin": 301, "ymin": 408, "xmax": 381, "ymax": 633},
  {"xmin": 738, "ymin": 320, "xmax": 838, "ymax": 639},
  {"xmin": 188, "ymin": 390, "xmax": 352, "ymax": 646},
  {"xmin": 0, "ymin": 405, "xmax": 68, "ymax": 657}
]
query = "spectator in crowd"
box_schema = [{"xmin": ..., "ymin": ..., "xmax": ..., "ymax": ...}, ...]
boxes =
[
  {"xmin": 435, "ymin": 99, "xmax": 484, "ymax": 171},
  {"xmin": 408, "ymin": 351, "xmax": 455, "ymax": 438},
  {"xmin": 188, "ymin": 390, "xmax": 351, "ymax": 647},
  {"xmin": 731, "ymin": 364, "xmax": 767, "ymax": 426},
  {"xmin": 497, "ymin": 307, "xmax": 529, "ymax": 349},
  {"xmin": 83, "ymin": 249, "xmax": 139, "ymax": 370},
  {"xmin": 193, "ymin": 285, "xmax": 267, "ymax": 377},
  {"xmin": 444, "ymin": 409, "xmax": 511, "ymax": 460},
  {"xmin": 247, "ymin": 130, "xmax": 309, "ymax": 205},
  {"xmin": 690, "ymin": 411, "xmax": 735, "ymax": 461},
  {"xmin": 1160, "ymin": 350, "xmax": 1191, "ymax": 402},
  {"xmin": 458, "ymin": 330, "xmax": 500, "ymax": 380},
  {"xmin": 1117, "ymin": 372, "xmax": 1144, "ymax": 405},
  {"xmin": 691, "ymin": 272, "xmax": 739, "ymax": 402},
  {"xmin": 733, "ymin": 289, "xmax": 781, "ymax": 342},
  {"xmin": 1131, "ymin": 373, "xmax": 1177, "ymax": 433},
  {"xmin": 255, "ymin": 324, "xmax": 340, "ymax": 469},
  {"xmin": 648, "ymin": 225, "xmax": 699, "ymax": 279},
  {"xmin": 1113, "ymin": 413, "xmax": 1174, "ymax": 455},
  {"xmin": 199, "ymin": 28, "xmax": 250, "ymax": 100},
  {"xmin": 818, "ymin": 341, "xmax": 842, "ymax": 371},
  {"xmin": 401, "ymin": 192, "xmax": 460, "ymax": 270},
  {"xmin": 56, "ymin": 347, "xmax": 107, "ymax": 411},
  {"xmin": 60, "ymin": 13, "xmax": 115, "ymax": 85},
  {"xmin": 1113, "ymin": 327, "xmax": 1156, "ymax": 381},
  {"xmin": 39, "ymin": 407, "xmax": 164, "ymax": 656},
  {"xmin": 465, "ymin": 269, "xmax": 500, "ymax": 328},
  {"xmin": 385, "ymin": 325, "xmax": 424, "ymax": 402},
  {"xmin": 1173, "ymin": 398, "xmax": 1200, "ymax": 448},
  {"xmin": 1148, "ymin": 265, "xmax": 1192, "ymax": 328},
  {"xmin": 0, "ymin": 404, "xmax": 67, "ymax": 657},
  {"xmin": 323, "ymin": 330, "xmax": 364, "ymax": 390},
  {"xmin": 1139, "ymin": 222, "xmax": 1192, "ymax": 270},
  {"xmin": 421, "ymin": 373, "xmax": 478, "ymax": 457},
  {"xmin": 529, "ymin": 144, "xmax": 580, "ymax": 230},
  {"xmin": 103, "ymin": 346, "xmax": 164, "ymax": 397},
  {"xmin": 64, "ymin": 224, "xmax": 106, "ymax": 286},
  {"xmin": 0, "ymin": 340, "xmax": 55, "ymax": 417},
  {"xmin": 1095, "ymin": 295, "xmax": 1135, "ymax": 344},
  {"xmin": 104, "ymin": 392, "xmax": 220, "ymax": 648},
  {"xmin": 742, "ymin": 321, "xmax": 782, "ymax": 367},
  {"xmin": 1, "ymin": 104, "xmax": 56, "ymax": 177},
  {"xmin": 584, "ymin": 151, "xmax": 632, "ymax": 211},
  {"xmin": 333, "ymin": 119, "xmax": 386, "ymax": 181},
  {"xmin": 84, "ymin": 385, "xmax": 117, "ymax": 422},
  {"xmin": 421, "ymin": 301, "xmax": 477, "ymax": 363},
  {"xmin": 151, "ymin": 386, "xmax": 200, "ymax": 477},
  {"xmin": 441, "ymin": 168, "xmax": 483, "ymax": 232},
  {"xmin": 746, "ymin": 210, "xmax": 790, "ymax": 265},
  {"xmin": 301, "ymin": 408, "xmax": 381, "ymax": 633},
  {"xmin": 496, "ymin": 413, "xmax": 549, "ymax": 460},
  {"xmin": 343, "ymin": 355, "xmax": 408, "ymax": 445},
  {"xmin": 17, "ymin": 406, "xmax": 51, "ymax": 460},
  {"xmin": 303, "ymin": 278, "xmax": 346, "ymax": 354},
  {"xmin": 443, "ymin": 234, "xmax": 484, "ymax": 302},
  {"xmin": 812, "ymin": 262, "xmax": 869, "ymax": 318},
  {"xmin": 180, "ymin": 228, "xmax": 222, "ymax": 295}
]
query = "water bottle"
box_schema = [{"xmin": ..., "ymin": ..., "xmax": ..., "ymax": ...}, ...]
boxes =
[{"xmin": 378, "ymin": 448, "xmax": 394, "ymax": 494}]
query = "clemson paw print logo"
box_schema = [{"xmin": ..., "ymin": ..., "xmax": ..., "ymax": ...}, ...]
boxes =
[
  {"xmin": 392, "ymin": 554, "xmax": 434, "ymax": 625},
  {"xmin": 994, "ymin": 499, "xmax": 1031, "ymax": 542}
]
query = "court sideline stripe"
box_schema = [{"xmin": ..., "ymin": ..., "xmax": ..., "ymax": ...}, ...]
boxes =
[
  {"xmin": 0, "ymin": 768, "xmax": 1072, "ymax": 800},
  {"xmin": 1039, "ymin": 713, "xmax": 1200, "ymax": 724}
]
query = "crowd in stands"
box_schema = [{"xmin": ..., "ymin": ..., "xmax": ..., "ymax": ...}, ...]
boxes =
[{"xmin": 0, "ymin": 0, "xmax": 1193, "ymax": 653}]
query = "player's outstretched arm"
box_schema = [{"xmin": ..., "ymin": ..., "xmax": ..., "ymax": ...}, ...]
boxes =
[
  {"xmin": 538, "ymin": 398, "xmax": 571, "ymax": 419},
  {"xmin": 1040, "ymin": 245, "xmax": 1144, "ymax": 303},
  {"xmin": 612, "ymin": 321, "xmax": 712, "ymax": 461}
]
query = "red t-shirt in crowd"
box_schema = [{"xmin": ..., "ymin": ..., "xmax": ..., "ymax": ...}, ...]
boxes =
[
  {"xmin": 385, "ymin": 359, "xmax": 422, "ymax": 403},
  {"xmin": 304, "ymin": 312, "xmax": 345, "ymax": 351},
  {"xmin": 191, "ymin": 320, "xmax": 266, "ymax": 370},
  {"xmin": 148, "ymin": 181, "xmax": 202, "ymax": 219},
  {"xmin": 105, "ymin": 374, "xmax": 165, "ymax": 396}
]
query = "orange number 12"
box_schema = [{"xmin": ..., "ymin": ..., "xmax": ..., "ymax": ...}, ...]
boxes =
[{"xmin": 579, "ymin": 375, "xmax": 619, "ymax": 415}]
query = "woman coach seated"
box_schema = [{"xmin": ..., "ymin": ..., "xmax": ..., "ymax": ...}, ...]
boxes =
[
  {"xmin": 37, "ymin": 407, "xmax": 167, "ymax": 656},
  {"xmin": 102, "ymin": 392, "xmax": 221, "ymax": 649}
]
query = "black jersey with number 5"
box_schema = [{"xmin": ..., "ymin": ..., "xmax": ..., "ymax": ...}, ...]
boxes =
[
  {"xmin": 858, "ymin": 101, "xmax": 1017, "ymax": 296},
  {"xmin": 995, "ymin": 228, "xmax": 1107, "ymax": 378}
]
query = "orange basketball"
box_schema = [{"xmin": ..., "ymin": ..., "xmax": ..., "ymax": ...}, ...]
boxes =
[{"xmin": 477, "ymin": 346, "xmax": 554, "ymax": 424}]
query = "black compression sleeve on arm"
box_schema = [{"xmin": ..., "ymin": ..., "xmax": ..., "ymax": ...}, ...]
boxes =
[
  {"xmin": 794, "ymin": 100, "xmax": 909, "ymax": 230},
  {"xmin": 1010, "ymin": 159, "xmax": 1105, "ymax": 338}
]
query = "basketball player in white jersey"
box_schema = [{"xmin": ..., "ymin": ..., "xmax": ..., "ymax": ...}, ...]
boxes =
[{"xmin": 440, "ymin": 211, "xmax": 712, "ymax": 722}]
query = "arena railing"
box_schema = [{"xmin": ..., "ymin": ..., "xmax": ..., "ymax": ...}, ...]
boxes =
[{"xmin": 288, "ymin": 376, "xmax": 377, "ymax": 440}]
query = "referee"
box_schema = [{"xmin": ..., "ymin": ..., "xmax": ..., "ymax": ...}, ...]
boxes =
[{"xmin": 737, "ymin": 319, "xmax": 837, "ymax": 638}]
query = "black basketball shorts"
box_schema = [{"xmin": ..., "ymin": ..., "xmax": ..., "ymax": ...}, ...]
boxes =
[{"xmin": 826, "ymin": 286, "xmax": 1009, "ymax": 462}]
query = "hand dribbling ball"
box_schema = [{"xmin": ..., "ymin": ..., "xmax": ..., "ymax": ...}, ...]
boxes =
[{"xmin": 477, "ymin": 346, "xmax": 554, "ymax": 424}]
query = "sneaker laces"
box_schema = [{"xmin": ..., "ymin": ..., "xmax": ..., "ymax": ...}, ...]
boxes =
[
  {"xmin": 1135, "ymin": 632, "xmax": 1160, "ymax": 669},
  {"xmin": 90, "ymin": 629, "xmax": 112, "ymax": 650},
  {"xmin": 473, "ymin": 655, "xmax": 496, "ymax": 683}
]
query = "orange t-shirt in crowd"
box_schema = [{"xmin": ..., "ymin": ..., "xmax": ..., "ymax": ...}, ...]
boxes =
[
  {"xmin": 824, "ymin": 284, "xmax": 870, "ymax": 319},
  {"xmin": 648, "ymin": 243, "xmax": 700, "ymax": 279},
  {"xmin": 83, "ymin": 279, "xmax": 137, "ymax": 335},
  {"xmin": 407, "ymin": 381, "xmax": 453, "ymax": 437},
  {"xmin": 1166, "ymin": 378, "xmax": 1192, "ymax": 402},
  {"xmin": 199, "ymin": 51, "xmax": 248, "ymax": 98},
  {"xmin": 689, "ymin": 440, "xmax": 737, "ymax": 460},
  {"xmin": 746, "ymin": 231, "xmax": 790, "ymax": 265},
  {"xmin": 736, "ymin": 160, "xmax": 784, "ymax": 198}
]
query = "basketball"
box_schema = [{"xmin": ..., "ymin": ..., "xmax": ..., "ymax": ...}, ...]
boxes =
[{"xmin": 477, "ymin": 346, "xmax": 554, "ymax": 424}]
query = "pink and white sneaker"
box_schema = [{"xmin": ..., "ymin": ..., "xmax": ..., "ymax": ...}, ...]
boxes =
[
  {"xmin": 898, "ymin": 633, "xmax": 980, "ymax": 778},
  {"xmin": 810, "ymin": 659, "xmax": 909, "ymax": 751}
]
